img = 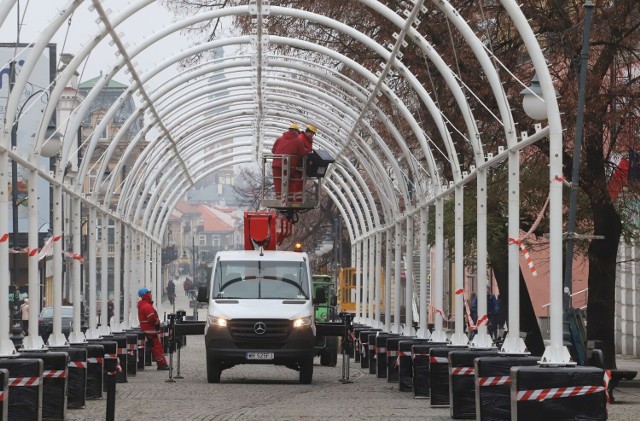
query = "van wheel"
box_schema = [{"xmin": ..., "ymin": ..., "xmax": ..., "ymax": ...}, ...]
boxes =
[
  {"xmin": 206, "ymin": 353, "xmax": 221, "ymax": 383},
  {"xmin": 299, "ymin": 358, "xmax": 313, "ymax": 384}
]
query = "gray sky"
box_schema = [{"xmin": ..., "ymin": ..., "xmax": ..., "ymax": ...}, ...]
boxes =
[{"xmin": 1, "ymin": 1, "xmax": 195, "ymax": 86}]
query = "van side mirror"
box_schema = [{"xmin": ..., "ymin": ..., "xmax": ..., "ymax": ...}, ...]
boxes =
[{"xmin": 197, "ymin": 286, "xmax": 209, "ymax": 303}]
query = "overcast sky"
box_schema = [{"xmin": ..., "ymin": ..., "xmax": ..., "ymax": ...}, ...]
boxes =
[{"xmin": 1, "ymin": 1, "xmax": 198, "ymax": 86}]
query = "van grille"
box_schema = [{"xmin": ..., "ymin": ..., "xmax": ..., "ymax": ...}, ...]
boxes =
[{"xmin": 227, "ymin": 319, "xmax": 292, "ymax": 347}]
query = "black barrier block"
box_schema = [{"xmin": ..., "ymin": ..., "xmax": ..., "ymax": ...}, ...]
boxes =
[
  {"xmin": 358, "ymin": 330, "xmax": 379, "ymax": 369},
  {"xmin": 50, "ymin": 347, "xmax": 87, "ymax": 409},
  {"xmin": 511, "ymin": 365, "xmax": 607, "ymax": 421},
  {"xmin": 353, "ymin": 327, "xmax": 370, "ymax": 361},
  {"xmin": 475, "ymin": 355, "xmax": 539, "ymax": 421},
  {"xmin": 368, "ymin": 333, "xmax": 378, "ymax": 374},
  {"xmin": 0, "ymin": 368, "xmax": 9, "ymax": 421},
  {"xmin": 145, "ymin": 342, "xmax": 152, "ymax": 366},
  {"xmin": 20, "ymin": 351, "xmax": 68, "ymax": 421},
  {"xmin": 411, "ymin": 342, "xmax": 447, "ymax": 398},
  {"xmin": 131, "ymin": 331, "xmax": 145, "ymax": 370},
  {"xmin": 430, "ymin": 347, "xmax": 454, "ymax": 407},
  {"xmin": 375, "ymin": 334, "xmax": 398, "ymax": 379},
  {"xmin": 385, "ymin": 336, "xmax": 415, "ymax": 383},
  {"xmin": 398, "ymin": 339, "xmax": 434, "ymax": 391},
  {"xmin": 448, "ymin": 349, "xmax": 499, "ymax": 419},
  {"xmin": 74, "ymin": 343, "xmax": 103, "ymax": 400},
  {"xmin": 111, "ymin": 335, "xmax": 128, "ymax": 383},
  {"xmin": 0, "ymin": 357, "xmax": 43, "ymax": 421},
  {"xmin": 125, "ymin": 334, "xmax": 138, "ymax": 377},
  {"xmin": 87, "ymin": 339, "xmax": 117, "ymax": 390}
]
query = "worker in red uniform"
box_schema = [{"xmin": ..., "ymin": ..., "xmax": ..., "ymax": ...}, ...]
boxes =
[
  {"xmin": 137, "ymin": 288, "xmax": 169, "ymax": 370},
  {"xmin": 272, "ymin": 123, "xmax": 304, "ymax": 201},
  {"xmin": 298, "ymin": 124, "xmax": 316, "ymax": 155}
]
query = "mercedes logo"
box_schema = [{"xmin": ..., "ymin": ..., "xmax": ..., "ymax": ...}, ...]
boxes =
[{"xmin": 254, "ymin": 322, "xmax": 267, "ymax": 335}]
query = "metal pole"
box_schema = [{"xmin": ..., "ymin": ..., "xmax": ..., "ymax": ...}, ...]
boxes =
[
  {"xmin": 563, "ymin": 0, "xmax": 595, "ymax": 311},
  {"xmin": 10, "ymin": 60, "xmax": 20, "ymax": 328},
  {"xmin": 192, "ymin": 236, "xmax": 196, "ymax": 288}
]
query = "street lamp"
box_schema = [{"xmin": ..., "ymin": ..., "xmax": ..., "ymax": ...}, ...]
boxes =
[
  {"xmin": 520, "ymin": 73, "xmax": 547, "ymax": 121},
  {"xmin": 9, "ymin": 86, "xmax": 54, "ymax": 323}
]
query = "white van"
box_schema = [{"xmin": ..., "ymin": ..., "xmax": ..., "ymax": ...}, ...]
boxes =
[{"xmin": 197, "ymin": 250, "xmax": 316, "ymax": 384}]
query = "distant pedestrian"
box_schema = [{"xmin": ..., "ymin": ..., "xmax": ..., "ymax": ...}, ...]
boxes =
[
  {"xmin": 137, "ymin": 288, "xmax": 169, "ymax": 370},
  {"xmin": 20, "ymin": 298, "xmax": 29, "ymax": 336},
  {"xmin": 166, "ymin": 279, "xmax": 176, "ymax": 305},
  {"xmin": 107, "ymin": 300, "xmax": 114, "ymax": 325},
  {"xmin": 184, "ymin": 278, "xmax": 191, "ymax": 297}
]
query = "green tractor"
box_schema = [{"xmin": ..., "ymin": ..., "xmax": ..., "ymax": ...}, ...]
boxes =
[{"xmin": 312, "ymin": 275, "xmax": 339, "ymax": 366}]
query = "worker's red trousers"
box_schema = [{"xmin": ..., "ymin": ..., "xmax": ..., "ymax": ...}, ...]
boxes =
[
  {"xmin": 272, "ymin": 167, "xmax": 302, "ymax": 201},
  {"xmin": 145, "ymin": 332, "xmax": 168, "ymax": 366}
]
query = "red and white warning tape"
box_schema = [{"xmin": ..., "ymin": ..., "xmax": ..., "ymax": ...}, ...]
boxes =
[
  {"xmin": 0, "ymin": 390, "xmax": 4, "ymax": 401},
  {"xmin": 398, "ymin": 351, "xmax": 411, "ymax": 357},
  {"xmin": 450, "ymin": 367, "xmax": 474, "ymax": 376},
  {"xmin": 69, "ymin": 361, "xmax": 87, "ymax": 369},
  {"xmin": 434, "ymin": 308, "xmax": 452, "ymax": 322},
  {"xmin": 464, "ymin": 299, "xmax": 476, "ymax": 331},
  {"xmin": 476, "ymin": 314, "xmax": 488, "ymax": 327},
  {"xmin": 43, "ymin": 370, "xmax": 66, "ymax": 378},
  {"xmin": 508, "ymin": 238, "xmax": 538, "ymax": 276},
  {"xmin": 516, "ymin": 385, "xmax": 605, "ymax": 401},
  {"xmin": 412, "ymin": 353, "xmax": 429, "ymax": 359},
  {"xmin": 86, "ymin": 357, "xmax": 104, "ymax": 364},
  {"xmin": 64, "ymin": 251, "xmax": 84, "ymax": 262},
  {"xmin": 387, "ymin": 350, "xmax": 397, "ymax": 357},
  {"xmin": 9, "ymin": 376, "xmax": 40, "ymax": 387},
  {"xmin": 429, "ymin": 356, "xmax": 448, "ymax": 364},
  {"xmin": 478, "ymin": 375, "xmax": 511, "ymax": 386},
  {"xmin": 375, "ymin": 347, "xmax": 386, "ymax": 354}
]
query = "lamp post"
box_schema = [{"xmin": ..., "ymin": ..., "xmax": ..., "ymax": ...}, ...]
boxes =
[
  {"xmin": 182, "ymin": 240, "xmax": 198, "ymax": 290},
  {"xmin": 562, "ymin": 0, "xmax": 594, "ymax": 314},
  {"xmin": 8, "ymin": 68, "xmax": 56, "ymax": 326},
  {"xmin": 520, "ymin": 68, "xmax": 574, "ymax": 364}
]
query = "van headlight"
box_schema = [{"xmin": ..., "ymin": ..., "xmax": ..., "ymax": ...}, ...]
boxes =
[
  {"xmin": 208, "ymin": 316, "xmax": 228, "ymax": 327},
  {"xmin": 293, "ymin": 317, "xmax": 312, "ymax": 328}
]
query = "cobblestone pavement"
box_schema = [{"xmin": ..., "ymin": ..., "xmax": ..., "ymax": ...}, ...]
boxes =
[{"xmin": 64, "ymin": 278, "xmax": 639, "ymax": 420}]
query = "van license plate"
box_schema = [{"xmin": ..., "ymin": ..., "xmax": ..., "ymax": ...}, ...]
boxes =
[{"xmin": 246, "ymin": 352, "xmax": 274, "ymax": 360}]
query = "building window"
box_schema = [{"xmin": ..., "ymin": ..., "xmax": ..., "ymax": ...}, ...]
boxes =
[
  {"xmin": 212, "ymin": 235, "xmax": 220, "ymax": 247},
  {"xmin": 199, "ymin": 235, "xmax": 206, "ymax": 246}
]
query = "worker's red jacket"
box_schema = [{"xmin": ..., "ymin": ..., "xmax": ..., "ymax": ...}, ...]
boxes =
[
  {"xmin": 297, "ymin": 132, "xmax": 313, "ymax": 155},
  {"xmin": 272, "ymin": 130, "xmax": 306, "ymax": 168},
  {"xmin": 137, "ymin": 295, "xmax": 160, "ymax": 332}
]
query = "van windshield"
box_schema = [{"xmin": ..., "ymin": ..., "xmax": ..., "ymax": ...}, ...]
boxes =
[{"xmin": 212, "ymin": 260, "xmax": 309, "ymax": 300}]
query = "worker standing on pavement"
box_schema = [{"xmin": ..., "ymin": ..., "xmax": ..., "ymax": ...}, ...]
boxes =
[{"xmin": 137, "ymin": 288, "xmax": 169, "ymax": 370}]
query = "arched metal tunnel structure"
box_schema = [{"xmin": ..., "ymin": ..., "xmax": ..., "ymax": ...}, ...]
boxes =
[{"xmin": 0, "ymin": 0, "xmax": 571, "ymax": 365}]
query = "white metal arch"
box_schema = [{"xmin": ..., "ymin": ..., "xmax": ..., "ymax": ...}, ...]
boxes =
[{"xmin": 0, "ymin": 0, "xmax": 571, "ymax": 365}]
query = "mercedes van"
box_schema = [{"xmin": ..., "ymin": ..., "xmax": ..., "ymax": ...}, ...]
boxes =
[{"xmin": 197, "ymin": 250, "xmax": 316, "ymax": 384}]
